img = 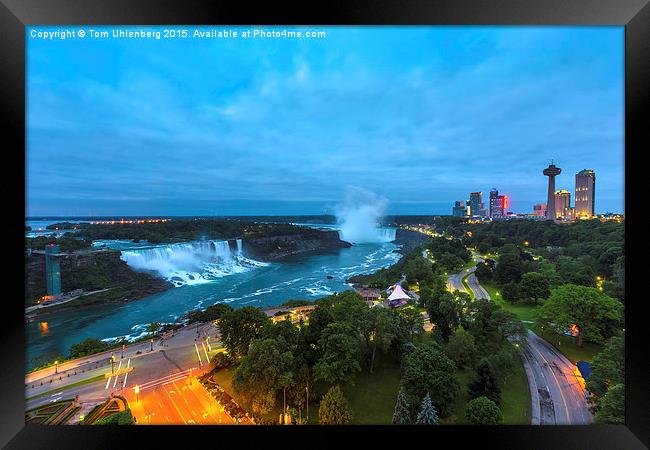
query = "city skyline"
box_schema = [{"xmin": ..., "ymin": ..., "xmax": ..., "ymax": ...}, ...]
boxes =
[{"xmin": 27, "ymin": 26, "xmax": 624, "ymax": 216}]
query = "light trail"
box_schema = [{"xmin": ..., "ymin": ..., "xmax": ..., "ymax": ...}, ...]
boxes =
[
  {"xmin": 194, "ymin": 343, "xmax": 203, "ymax": 366},
  {"xmin": 201, "ymin": 341, "xmax": 210, "ymax": 362}
]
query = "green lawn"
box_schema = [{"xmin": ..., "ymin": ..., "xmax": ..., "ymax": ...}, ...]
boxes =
[
  {"xmin": 445, "ymin": 358, "xmax": 530, "ymax": 425},
  {"xmin": 343, "ymin": 360, "xmax": 402, "ymax": 424},
  {"xmin": 481, "ymin": 282, "xmax": 538, "ymax": 323},
  {"xmin": 443, "ymin": 369, "xmax": 472, "ymax": 424},
  {"xmin": 500, "ymin": 356, "xmax": 531, "ymax": 424}
]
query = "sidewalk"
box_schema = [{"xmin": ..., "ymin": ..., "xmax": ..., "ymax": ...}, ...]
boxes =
[{"xmin": 26, "ymin": 321, "xmax": 219, "ymax": 384}]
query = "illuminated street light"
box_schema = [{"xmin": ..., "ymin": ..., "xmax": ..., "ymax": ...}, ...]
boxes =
[
  {"xmin": 134, "ymin": 384, "xmax": 140, "ymax": 402},
  {"xmin": 54, "ymin": 360, "xmax": 59, "ymax": 374}
]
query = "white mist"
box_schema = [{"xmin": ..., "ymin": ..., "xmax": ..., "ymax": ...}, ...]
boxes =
[{"xmin": 335, "ymin": 187, "xmax": 394, "ymax": 244}]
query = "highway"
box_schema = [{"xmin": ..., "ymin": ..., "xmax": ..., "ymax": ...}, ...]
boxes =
[
  {"xmin": 521, "ymin": 330, "xmax": 592, "ymax": 425},
  {"xmin": 448, "ymin": 259, "xmax": 592, "ymax": 425}
]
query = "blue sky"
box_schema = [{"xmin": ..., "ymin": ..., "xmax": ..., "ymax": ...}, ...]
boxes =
[{"xmin": 26, "ymin": 26, "xmax": 624, "ymax": 216}]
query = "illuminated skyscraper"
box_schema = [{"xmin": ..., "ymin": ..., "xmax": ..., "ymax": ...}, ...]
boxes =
[
  {"xmin": 489, "ymin": 189, "xmax": 507, "ymax": 218},
  {"xmin": 468, "ymin": 192, "xmax": 486, "ymax": 217},
  {"xmin": 554, "ymin": 190, "xmax": 571, "ymax": 220},
  {"xmin": 452, "ymin": 200, "xmax": 467, "ymax": 217},
  {"xmin": 575, "ymin": 169, "xmax": 596, "ymax": 219}
]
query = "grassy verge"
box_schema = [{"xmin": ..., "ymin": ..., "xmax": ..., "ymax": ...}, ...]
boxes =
[
  {"xmin": 481, "ymin": 282, "xmax": 538, "ymax": 323},
  {"xmin": 461, "ymin": 274, "xmax": 474, "ymax": 300},
  {"xmin": 500, "ymin": 356, "xmax": 531, "ymax": 424},
  {"xmin": 531, "ymin": 325, "xmax": 603, "ymax": 363},
  {"xmin": 26, "ymin": 374, "xmax": 105, "ymax": 401}
]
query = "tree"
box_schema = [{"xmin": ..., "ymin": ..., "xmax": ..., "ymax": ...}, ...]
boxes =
[
  {"xmin": 465, "ymin": 396, "xmax": 503, "ymax": 425},
  {"xmin": 587, "ymin": 335, "xmax": 624, "ymax": 396},
  {"xmin": 468, "ymin": 360, "xmax": 501, "ymax": 405},
  {"xmin": 536, "ymin": 285, "xmax": 624, "ymax": 346},
  {"xmin": 318, "ymin": 385, "xmax": 353, "ymax": 425},
  {"xmin": 426, "ymin": 290, "xmax": 461, "ymax": 341},
  {"xmin": 405, "ymin": 256, "xmax": 434, "ymax": 285},
  {"xmin": 494, "ymin": 253, "xmax": 523, "ymax": 285},
  {"xmin": 400, "ymin": 343, "xmax": 459, "ymax": 417},
  {"xmin": 251, "ymin": 390, "xmax": 276, "ymax": 416},
  {"xmin": 392, "ymin": 388, "xmax": 412, "ymax": 425},
  {"xmin": 517, "ymin": 272, "xmax": 551, "ymax": 304},
  {"xmin": 593, "ymin": 383, "xmax": 624, "ymax": 424},
  {"xmin": 445, "ymin": 329, "xmax": 478, "ymax": 369},
  {"xmin": 359, "ymin": 307, "xmax": 400, "ymax": 373},
  {"xmin": 437, "ymin": 253, "xmax": 464, "ymax": 273},
  {"xmin": 218, "ymin": 306, "xmax": 270, "ymax": 357},
  {"xmin": 313, "ymin": 323, "xmax": 362, "ymax": 386},
  {"xmin": 397, "ymin": 306, "xmax": 424, "ymax": 341},
  {"xmin": 465, "ymin": 299, "xmax": 526, "ymax": 351},
  {"xmin": 232, "ymin": 338, "xmax": 296, "ymax": 411},
  {"xmin": 501, "ymin": 281, "xmax": 519, "ymax": 303},
  {"xmin": 475, "ymin": 260, "xmax": 495, "ymax": 282},
  {"xmin": 415, "ymin": 393, "xmax": 439, "ymax": 425},
  {"xmin": 69, "ymin": 338, "xmax": 109, "ymax": 358},
  {"xmin": 147, "ymin": 322, "xmax": 162, "ymax": 337}
]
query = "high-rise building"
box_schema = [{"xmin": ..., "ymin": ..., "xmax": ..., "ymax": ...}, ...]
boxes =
[
  {"xmin": 533, "ymin": 203, "xmax": 547, "ymax": 218},
  {"xmin": 575, "ymin": 169, "xmax": 596, "ymax": 219},
  {"xmin": 554, "ymin": 190, "xmax": 571, "ymax": 220},
  {"xmin": 543, "ymin": 163, "xmax": 562, "ymax": 222},
  {"xmin": 489, "ymin": 189, "xmax": 507, "ymax": 218},
  {"xmin": 452, "ymin": 200, "xmax": 467, "ymax": 217},
  {"xmin": 468, "ymin": 192, "xmax": 486, "ymax": 218}
]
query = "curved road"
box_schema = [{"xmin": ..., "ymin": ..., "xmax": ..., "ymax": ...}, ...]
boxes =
[{"xmin": 451, "ymin": 261, "xmax": 592, "ymax": 425}]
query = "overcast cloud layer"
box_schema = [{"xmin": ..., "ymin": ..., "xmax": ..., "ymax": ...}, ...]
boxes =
[{"xmin": 27, "ymin": 26, "xmax": 624, "ymax": 216}]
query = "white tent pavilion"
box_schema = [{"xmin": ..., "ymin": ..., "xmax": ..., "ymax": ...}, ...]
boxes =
[{"xmin": 387, "ymin": 284, "xmax": 411, "ymax": 301}]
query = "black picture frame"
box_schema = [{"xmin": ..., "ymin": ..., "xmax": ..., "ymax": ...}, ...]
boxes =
[{"xmin": 1, "ymin": 0, "xmax": 647, "ymax": 448}]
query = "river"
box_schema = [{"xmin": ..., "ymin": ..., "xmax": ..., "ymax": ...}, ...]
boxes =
[{"xmin": 25, "ymin": 221, "xmax": 400, "ymax": 367}]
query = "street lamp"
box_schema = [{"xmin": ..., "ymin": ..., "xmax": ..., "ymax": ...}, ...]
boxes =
[
  {"xmin": 54, "ymin": 360, "xmax": 59, "ymax": 374},
  {"xmin": 134, "ymin": 384, "xmax": 140, "ymax": 402},
  {"xmin": 150, "ymin": 338, "xmax": 154, "ymax": 352},
  {"xmin": 110, "ymin": 354, "xmax": 116, "ymax": 374}
]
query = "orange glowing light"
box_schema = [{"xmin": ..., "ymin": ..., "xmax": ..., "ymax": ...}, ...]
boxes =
[
  {"xmin": 569, "ymin": 324, "xmax": 580, "ymax": 336},
  {"xmin": 40, "ymin": 322, "xmax": 49, "ymax": 335}
]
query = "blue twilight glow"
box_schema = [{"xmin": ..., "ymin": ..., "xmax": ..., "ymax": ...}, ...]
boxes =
[{"xmin": 27, "ymin": 26, "xmax": 624, "ymax": 216}]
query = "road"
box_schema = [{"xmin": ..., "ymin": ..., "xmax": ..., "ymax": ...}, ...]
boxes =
[
  {"xmin": 127, "ymin": 372, "xmax": 249, "ymax": 425},
  {"xmin": 521, "ymin": 330, "xmax": 592, "ymax": 425},
  {"xmin": 26, "ymin": 321, "xmax": 217, "ymax": 384},
  {"xmin": 446, "ymin": 253, "xmax": 484, "ymax": 295},
  {"xmin": 25, "ymin": 321, "xmax": 225, "ymax": 421},
  {"xmin": 448, "ymin": 259, "xmax": 592, "ymax": 425}
]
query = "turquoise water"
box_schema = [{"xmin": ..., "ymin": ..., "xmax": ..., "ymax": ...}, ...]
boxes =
[{"xmin": 26, "ymin": 230, "xmax": 400, "ymax": 367}]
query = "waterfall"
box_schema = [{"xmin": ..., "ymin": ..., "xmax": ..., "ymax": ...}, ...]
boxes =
[
  {"xmin": 120, "ymin": 239, "xmax": 264, "ymax": 287},
  {"xmin": 378, "ymin": 228, "xmax": 396, "ymax": 242},
  {"xmin": 337, "ymin": 227, "xmax": 396, "ymax": 244}
]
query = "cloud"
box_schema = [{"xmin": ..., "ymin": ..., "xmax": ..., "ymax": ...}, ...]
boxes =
[{"xmin": 26, "ymin": 26, "xmax": 624, "ymax": 215}]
